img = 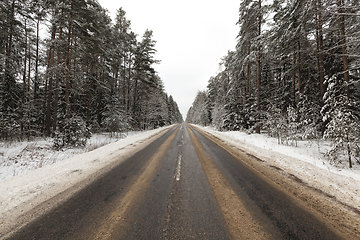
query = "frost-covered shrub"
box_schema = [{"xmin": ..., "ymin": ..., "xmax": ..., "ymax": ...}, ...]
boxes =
[
  {"xmin": 287, "ymin": 106, "xmax": 301, "ymax": 146},
  {"xmin": 211, "ymin": 104, "xmax": 226, "ymax": 130},
  {"xmin": 53, "ymin": 116, "xmax": 91, "ymax": 150},
  {"xmin": 298, "ymin": 94, "xmax": 321, "ymax": 140},
  {"xmin": 103, "ymin": 113, "xmax": 130, "ymax": 136},
  {"xmin": 264, "ymin": 105, "xmax": 287, "ymax": 144}
]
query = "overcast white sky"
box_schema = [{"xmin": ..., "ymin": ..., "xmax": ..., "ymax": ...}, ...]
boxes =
[{"xmin": 98, "ymin": 0, "xmax": 239, "ymax": 119}]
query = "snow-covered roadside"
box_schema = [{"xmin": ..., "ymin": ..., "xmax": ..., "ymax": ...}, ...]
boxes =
[
  {"xmin": 0, "ymin": 126, "xmax": 173, "ymax": 236},
  {"xmin": 194, "ymin": 125, "xmax": 360, "ymax": 212},
  {"xmin": 0, "ymin": 131, "xmax": 142, "ymax": 181}
]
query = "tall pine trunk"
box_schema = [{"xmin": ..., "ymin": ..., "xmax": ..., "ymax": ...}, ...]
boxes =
[
  {"xmin": 53, "ymin": 27, "xmax": 62, "ymax": 132},
  {"xmin": 34, "ymin": 17, "xmax": 40, "ymax": 101},
  {"xmin": 26, "ymin": 35, "xmax": 31, "ymax": 139},
  {"xmin": 21, "ymin": 19, "xmax": 28, "ymax": 139},
  {"xmin": 297, "ymin": 40, "xmax": 301, "ymax": 103},
  {"xmin": 256, "ymin": 0, "xmax": 262, "ymax": 134},
  {"xmin": 22, "ymin": 20, "xmax": 28, "ymax": 105},
  {"xmin": 337, "ymin": 0, "xmax": 352, "ymax": 168},
  {"xmin": 122, "ymin": 55, "xmax": 127, "ymax": 106},
  {"xmin": 292, "ymin": 51, "xmax": 296, "ymax": 104},
  {"xmin": 45, "ymin": 14, "xmax": 57, "ymax": 136},
  {"xmin": 315, "ymin": 0, "xmax": 325, "ymax": 101},
  {"xmin": 127, "ymin": 53, "xmax": 132, "ymax": 114},
  {"xmin": 246, "ymin": 43, "xmax": 251, "ymax": 98},
  {"xmin": 133, "ymin": 77, "xmax": 138, "ymax": 127},
  {"xmin": 5, "ymin": 0, "xmax": 15, "ymax": 75},
  {"xmin": 4, "ymin": 0, "xmax": 16, "ymax": 114},
  {"xmin": 65, "ymin": 0, "xmax": 73, "ymax": 119}
]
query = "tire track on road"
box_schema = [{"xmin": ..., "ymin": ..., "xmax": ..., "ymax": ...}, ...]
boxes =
[
  {"xmin": 93, "ymin": 127, "xmax": 179, "ymax": 240},
  {"xmin": 187, "ymin": 125, "xmax": 273, "ymax": 240}
]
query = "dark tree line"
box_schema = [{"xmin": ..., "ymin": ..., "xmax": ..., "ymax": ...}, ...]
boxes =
[
  {"xmin": 187, "ymin": 0, "xmax": 360, "ymax": 167},
  {"xmin": 0, "ymin": 0, "xmax": 182, "ymax": 146}
]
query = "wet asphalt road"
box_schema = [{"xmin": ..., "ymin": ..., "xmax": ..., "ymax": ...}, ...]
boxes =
[{"xmin": 5, "ymin": 124, "xmax": 346, "ymax": 240}]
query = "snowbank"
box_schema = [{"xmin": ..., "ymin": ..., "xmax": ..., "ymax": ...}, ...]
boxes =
[
  {"xmin": 195, "ymin": 125, "xmax": 360, "ymax": 212},
  {"xmin": 0, "ymin": 132, "xmax": 142, "ymax": 181},
  {"xmin": 0, "ymin": 126, "xmax": 172, "ymax": 236}
]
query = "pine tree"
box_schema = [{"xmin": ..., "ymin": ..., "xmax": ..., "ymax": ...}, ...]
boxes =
[
  {"xmin": 133, "ymin": 29, "xmax": 159, "ymax": 129},
  {"xmin": 188, "ymin": 0, "xmax": 360, "ymax": 169},
  {"xmin": 1, "ymin": 1, "xmax": 181, "ymax": 145},
  {"xmin": 322, "ymin": 75, "xmax": 360, "ymax": 167}
]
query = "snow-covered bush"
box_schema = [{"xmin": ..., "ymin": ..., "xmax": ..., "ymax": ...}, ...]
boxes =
[
  {"xmin": 264, "ymin": 105, "xmax": 287, "ymax": 144},
  {"xmin": 287, "ymin": 106, "xmax": 301, "ymax": 146},
  {"xmin": 103, "ymin": 113, "xmax": 130, "ymax": 137},
  {"xmin": 298, "ymin": 94, "xmax": 321, "ymax": 140},
  {"xmin": 211, "ymin": 104, "xmax": 226, "ymax": 130},
  {"xmin": 53, "ymin": 116, "xmax": 91, "ymax": 150}
]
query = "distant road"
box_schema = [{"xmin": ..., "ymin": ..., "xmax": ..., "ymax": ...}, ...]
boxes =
[{"xmin": 4, "ymin": 124, "xmax": 359, "ymax": 239}]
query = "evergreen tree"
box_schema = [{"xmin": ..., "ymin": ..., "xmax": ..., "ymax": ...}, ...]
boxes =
[
  {"xmin": 187, "ymin": 0, "xmax": 360, "ymax": 167},
  {"xmin": 322, "ymin": 75, "xmax": 360, "ymax": 167},
  {"xmin": 0, "ymin": 2, "xmax": 181, "ymax": 147}
]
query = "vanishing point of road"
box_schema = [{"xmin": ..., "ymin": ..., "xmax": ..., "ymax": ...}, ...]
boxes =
[{"xmin": 4, "ymin": 124, "xmax": 360, "ymax": 239}]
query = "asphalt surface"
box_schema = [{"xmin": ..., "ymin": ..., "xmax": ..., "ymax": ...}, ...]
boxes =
[
  {"xmin": 188, "ymin": 125, "xmax": 343, "ymax": 240},
  {"xmin": 4, "ymin": 123, "xmax": 349, "ymax": 239}
]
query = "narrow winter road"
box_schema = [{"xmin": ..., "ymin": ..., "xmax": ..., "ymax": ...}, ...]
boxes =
[{"xmin": 4, "ymin": 124, "xmax": 358, "ymax": 239}]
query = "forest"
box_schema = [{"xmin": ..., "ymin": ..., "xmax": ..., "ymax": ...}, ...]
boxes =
[
  {"xmin": 0, "ymin": 0, "xmax": 183, "ymax": 147},
  {"xmin": 187, "ymin": 0, "xmax": 360, "ymax": 167}
]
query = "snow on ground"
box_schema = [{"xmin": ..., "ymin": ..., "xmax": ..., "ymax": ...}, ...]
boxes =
[
  {"xmin": 0, "ymin": 131, "xmax": 142, "ymax": 181},
  {"xmin": 0, "ymin": 126, "xmax": 172, "ymax": 235},
  {"xmin": 196, "ymin": 125, "xmax": 360, "ymax": 212}
]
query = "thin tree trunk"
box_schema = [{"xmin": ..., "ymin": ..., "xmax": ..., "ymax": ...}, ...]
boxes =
[
  {"xmin": 27, "ymin": 40, "xmax": 31, "ymax": 139},
  {"xmin": 4, "ymin": 0, "xmax": 16, "ymax": 114},
  {"xmin": 133, "ymin": 75, "xmax": 138, "ymax": 127},
  {"xmin": 34, "ymin": 17, "xmax": 40, "ymax": 100},
  {"xmin": 53, "ymin": 27, "xmax": 62, "ymax": 133},
  {"xmin": 72, "ymin": 37, "xmax": 77, "ymax": 75},
  {"xmin": 247, "ymin": 43, "xmax": 251, "ymax": 97},
  {"xmin": 45, "ymin": 15, "xmax": 57, "ymax": 136},
  {"xmin": 22, "ymin": 19, "xmax": 28, "ymax": 105},
  {"xmin": 127, "ymin": 53, "xmax": 132, "ymax": 113},
  {"xmin": 256, "ymin": 0, "xmax": 262, "ymax": 134},
  {"xmin": 297, "ymin": 40, "xmax": 301, "ymax": 102},
  {"xmin": 346, "ymin": 133, "xmax": 352, "ymax": 168},
  {"xmin": 337, "ymin": 0, "xmax": 352, "ymax": 168},
  {"xmin": 337, "ymin": 0, "xmax": 349, "ymax": 93},
  {"xmin": 242, "ymin": 72, "xmax": 246, "ymax": 105},
  {"xmin": 5, "ymin": 0, "xmax": 15, "ymax": 72},
  {"xmin": 315, "ymin": 0, "xmax": 325, "ymax": 100},
  {"xmin": 65, "ymin": 0, "xmax": 73, "ymax": 119},
  {"xmin": 292, "ymin": 50, "xmax": 296, "ymax": 104},
  {"xmin": 123, "ymin": 56, "xmax": 127, "ymax": 106},
  {"xmin": 27, "ymin": 46, "xmax": 31, "ymax": 94},
  {"xmin": 87, "ymin": 65, "xmax": 94, "ymax": 124},
  {"xmin": 21, "ymin": 19, "xmax": 28, "ymax": 138}
]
